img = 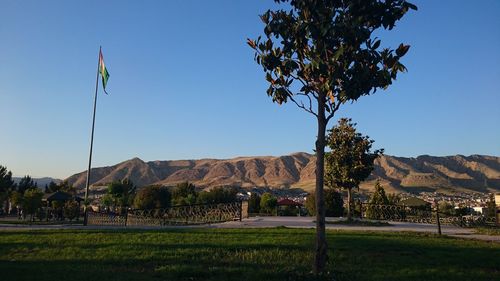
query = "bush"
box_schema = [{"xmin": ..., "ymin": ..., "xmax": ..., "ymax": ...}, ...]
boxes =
[
  {"xmin": 63, "ymin": 200, "xmax": 80, "ymax": 221},
  {"xmin": 171, "ymin": 182, "xmax": 197, "ymax": 205},
  {"xmin": 248, "ymin": 193, "xmax": 261, "ymax": 213},
  {"xmin": 260, "ymin": 193, "xmax": 277, "ymax": 214},
  {"xmin": 133, "ymin": 186, "xmax": 171, "ymax": 210},
  {"xmin": 196, "ymin": 186, "xmax": 237, "ymax": 204},
  {"xmin": 305, "ymin": 189, "xmax": 344, "ymax": 217}
]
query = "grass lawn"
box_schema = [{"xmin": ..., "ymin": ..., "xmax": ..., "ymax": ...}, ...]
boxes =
[{"xmin": 0, "ymin": 228, "xmax": 498, "ymax": 281}]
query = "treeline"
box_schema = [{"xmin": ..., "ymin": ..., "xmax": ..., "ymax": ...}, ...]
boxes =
[
  {"xmin": 0, "ymin": 165, "xmax": 80, "ymax": 221},
  {"xmin": 99, "ymin": 181, "xmax": 238, "ymax": 213}
]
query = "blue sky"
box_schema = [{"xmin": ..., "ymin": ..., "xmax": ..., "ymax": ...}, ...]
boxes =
[{"xmin": 1, "ymin": 0, "xmax": 499, "ymax": 179}]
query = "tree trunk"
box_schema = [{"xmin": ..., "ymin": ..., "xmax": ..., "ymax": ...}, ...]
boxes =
[
  {"xmin": 347, "ymin": 188, "xmax": 352, "ymax": 221},
  {"xmin": 313, "ymin": 94, "xmax": 328, "ymax": 275}
]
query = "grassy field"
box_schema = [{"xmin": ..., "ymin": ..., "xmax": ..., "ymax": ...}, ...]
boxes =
[{"xmin": 0, "ymin": 228, "xmax": 498, "ymax": 281}]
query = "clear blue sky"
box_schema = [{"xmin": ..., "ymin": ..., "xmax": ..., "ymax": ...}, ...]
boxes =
[{"xmin": 1, "ymin": 0, "xmax": 499, "ymax": 179}]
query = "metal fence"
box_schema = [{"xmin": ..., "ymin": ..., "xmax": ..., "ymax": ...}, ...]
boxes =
[
  {"xmin": 360, "ymin": 203, "xmax": 497, "ymax": 228},
  {"xmin": 87, "ymin": 201, "xmax": 244, "ymax": 227}
]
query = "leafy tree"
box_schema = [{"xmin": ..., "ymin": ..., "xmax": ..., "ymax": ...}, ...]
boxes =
[
  {"xmin": 305, "ymin": 193, "xmax": 316, "ymax": 215},
  {"xmin": 0, "ymin": 165, "xmax": 16, "ymax": 213},
  {"xmin": 325, "ymin": 118, "xmax": 383, "ymax": 221},
  {"xmin": 248, "ymin": 193, "xmax": 261, "ymax": 213},
  {"xmin": 63, "ymin": 200, "xmax": 80, "ymax": 221},
  {"xmin": 260, "ymin": 192, "xmax": 277, "ymax": 214},
  {"xmin": 133, "ymin": 185, "xmax": 171, "ymax": 210},
  {"xmin": 17, "ymin": 175, "xmax": 37, "ymax": 194},
  {"xmin": 106, "ymin": 179, "xmax": 136, "ymax": 211},
  {"xmin": 305, "ymin": 189, "xmax": 343, "ymax": 217},
  {"xmin": 486, "ymin": 194, "xmax": 496, "ymax": 218},
  {"xmin": 365, "ymin": 181, "xmax": 389, "ymax": 219},
  {"xmin": 9, "ymin": 191, "xmax": 23, "ymax": 213},
  {"xmin": 387, "ymin": 193, "xmax": 400, "ymax": 205},
  {"xmin": 22, "ymin": 188, "xmax": 43, "ymax": 221},
  {"xmin": 248, "ymin": 0, "xmax": 416, "ymax": 273},
  {"xmin": 197, "ymin": 186, "xmax": 238, "ymax": 204},
  {"xmin": 171, "ymin": 182, "xmax": 197, "ymax": 205},
  {"xmin": 438, "ymin": 201, "xmax": 455, "ymax": 216},
  {"xmin": 46, "ymin": 181, "xmax": 76, "ymax": 195},
  {"xmin": 101, "ymin": 194, "xmax": 114, "ymax": 210},
  {"xmin": 0, "ymin": 165, "xmax": 15, "ymax": 194}
]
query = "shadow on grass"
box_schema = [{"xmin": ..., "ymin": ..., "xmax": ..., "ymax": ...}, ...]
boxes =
[{"xmin": 0, "ymin": 229, "xmax": 499, "ymax": 281}]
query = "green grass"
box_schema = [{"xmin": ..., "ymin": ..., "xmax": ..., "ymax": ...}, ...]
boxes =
[{"xmin": 0, "ymin": 228, "xmax": 498, "ymax": 281}]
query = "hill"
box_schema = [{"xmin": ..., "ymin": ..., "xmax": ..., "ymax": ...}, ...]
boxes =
[{"xmin": 66, "ymin": 153, "xmax": 500, "ymax": 194}]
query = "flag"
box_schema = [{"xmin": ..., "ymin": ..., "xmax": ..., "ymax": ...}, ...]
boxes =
[{"xmin": 99, "ymin": 49, "xmax": 110, "ymax": 94}]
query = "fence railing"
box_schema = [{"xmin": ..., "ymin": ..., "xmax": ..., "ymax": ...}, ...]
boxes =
[
  {"xmin": 87, "ymin": 201, "xmax": 244, "ymax": 227},
  {"xmin": 359, "ymin": 203, "xmax": 497, "ymax": 228}
]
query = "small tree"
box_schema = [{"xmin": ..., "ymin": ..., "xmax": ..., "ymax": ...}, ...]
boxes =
[
  {"xmin": 248, "ymin": 193, "xmax": 261, "ymax": 213},
  {"xmin": 17, "ymin": 175, "xmax": 37, "ymax": 194},
  {"xmin": 107, "ymin": 179, "xmax": 136, "ymax": 212},
  {"xmin": 22, "ymin": 189, "xmax": 43, "ymax": 221},
  {"xmin": 486, "ymin": 194, "xmax": 496, "ymax": 218},
  {"xmin": 260, "ymin": 192, "xmax": 277, "ymax": 214},
  {"xmin": 365, "ymin": 181, "xmax": 389, "ymax": 220},
  {"xmin": 171, "ymin": 182, "xmax": 197, "ymax": 205},
  {"xmin": 248, "ymin": 0, "xmax": 416, "ymax": 272},
  {"xmin": 305, "ymin": 189, "xmax": 344, "ymax": 217},
  {"xmin": 63, "ymin": 201, "xmax": 80, "ymax": 221},
  {"xmin": 305, "ymin": 193, "xmax": 316, "ymax": 216},
  {"xmin": 325, "ymin": 118, "xmax": 383, "ymax": 221},
  {"xmin": 133, "ymin": 186, "xmax": 171, "ymax": 210},
  {"xmin": 0, "ymin": 165, "xmax": 16, "ymax": 213}
]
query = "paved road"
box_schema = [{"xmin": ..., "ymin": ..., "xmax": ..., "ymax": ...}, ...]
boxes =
[{"xmin": 1, "ymin": 216, "xmax": 498, "ymax": 243}]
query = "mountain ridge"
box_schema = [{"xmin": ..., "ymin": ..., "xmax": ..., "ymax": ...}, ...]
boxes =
[{"xmin": 66, "ymin": 153, "xmax": 500, "ymax": 194}]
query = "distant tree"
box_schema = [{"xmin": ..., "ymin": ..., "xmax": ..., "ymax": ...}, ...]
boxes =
[
  {"xmin": 107, "ymin": 179, "xmax": 136, "ymax": 210},
  {"xmin": 0, "ymin": 165, "xmax": 16, "ymax": 213},
  {"xmin": 365, "ymin": 181, "xmax": 389, "ymax": 219},
  {"xmin": 171, "ymin": 182, "xmax": 197, "ymax": 205},
  {"xmin": 248, "ymin": 193, "xmax": 261, "ymax": 213},
  {"xmin": 260, "ymin": 192, "xmax": 277, "ymax": 214},
  {"xmin": 324, "ymin": 189, "xmax": 344, "ymax": 217},
  {"xmin": 17, "ymin": 175, "xmax": 37, "ymax": 194},
  {"xmin": 133, "ymin": 186, "xmax": 171, "ymax": 210},
  {"xmin": 196, "ymin": 186, "xmax": 238, "ymax": 204},
  {"xmin": 325, "ymin": 118, "xmax": 383, "ymax": 221},
  {"xmin": 46, "ymin": 181, "xmax": 76, "ymax": 195},
  {"xmin": 305, "ymin": 193, "xmax": 316, "ymax": 216},
  {"xmin": 305, "ymin": 189, "xmax": 343, "ymax": 217},
  {"xmin": 22, "ymin": 189, "xmax": 43, "ymax": 221},
  {"xmin": 248, "ymin": 0, "xmax": 416, "ymax": 274},
  {"xmin": 387, "ymin": 193, "xmax": 400, "ymax": 205},
  {"xmin": 438, "ymin": 201, "xmax": 455, "ymax": 216},
  {"xmin": 486, "ymin": 194, "xmax": 496, "ymax": 218},
  {"xmin": 9, "ymin": 191, "xmax": 23, "ymax": 214},
  {"xmin": 63, "ymin": 200, "xmax": 80, "ymax": 221},
  {"xmin": 101, "ymin": 194, "xmax": 114, "ymax": 211}
]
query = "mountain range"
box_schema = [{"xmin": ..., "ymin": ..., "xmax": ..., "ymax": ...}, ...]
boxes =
[{"xmin": 65, "ymin": 153, "xmax": 500, "ymax": 194}]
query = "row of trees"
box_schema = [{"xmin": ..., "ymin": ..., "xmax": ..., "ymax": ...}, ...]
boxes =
[
  {"xmin": 99, "ymin": 180, "xmax": 239, "ymax": 213},
  {"xmin": 0, "ymin": 165, "xmax": 80, "ymax": 221}
]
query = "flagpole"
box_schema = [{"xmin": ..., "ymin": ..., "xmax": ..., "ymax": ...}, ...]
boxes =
[{"xmin": 83, "ymin": 46, "xmax": 102, "ymax": 226}]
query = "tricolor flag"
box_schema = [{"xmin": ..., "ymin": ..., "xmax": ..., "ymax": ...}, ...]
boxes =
[{"xmin": 99, "ymin": 49, "xmax": 110, "ymax": 94}]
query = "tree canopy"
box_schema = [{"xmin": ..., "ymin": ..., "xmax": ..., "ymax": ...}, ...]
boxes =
[
  {"xmin": 249, "ymin": 0, "xmax": 416, "ymax": 273},
  {"xmin": 133, "ymin": 185, "xmax": 171, "ymax": 210}
]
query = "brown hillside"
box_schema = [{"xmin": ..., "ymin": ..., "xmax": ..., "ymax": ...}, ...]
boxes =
[{"xmin": 66, "ymin": 153, "xmax": 500, "ymax": 194}]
